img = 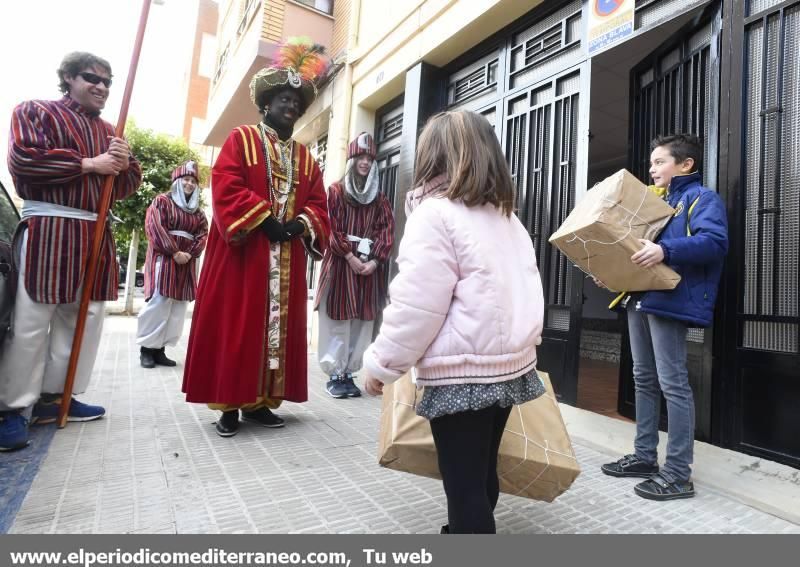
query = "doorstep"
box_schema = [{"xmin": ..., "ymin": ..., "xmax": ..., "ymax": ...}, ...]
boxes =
[{"xmin": 560, "ymin": 404, "xmax": 800, "ymax": 525}]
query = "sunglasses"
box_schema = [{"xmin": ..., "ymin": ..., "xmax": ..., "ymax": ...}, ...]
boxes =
[{"xmin": 79, "ymin": 72, "xmax": 112, "ymax": 88}]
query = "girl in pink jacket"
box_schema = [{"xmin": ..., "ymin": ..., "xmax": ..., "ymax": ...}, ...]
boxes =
[{"xmin": 363, "ymin": 110, "xmax": 546, "ymax": 534}]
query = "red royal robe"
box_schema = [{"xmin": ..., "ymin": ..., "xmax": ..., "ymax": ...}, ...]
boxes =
[{"xmin": 181, "ymin": 125, "xmax": 329, "ymax": 404}]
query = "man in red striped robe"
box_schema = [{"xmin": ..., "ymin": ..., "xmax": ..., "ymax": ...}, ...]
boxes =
[
  {"xmin": 0, "ymin": 52, "xmax": 141, "ymax": 451},
  {"xmin": 314, "ymin": 133, "xmax": 395, "ymax": 398},
  {"xmin": 182, "ymin": 40, "xmax": 330, "ymax": 438},
  {"xmin": 137, "ymin": 161, "xmax": 208, "ymax": 369}
]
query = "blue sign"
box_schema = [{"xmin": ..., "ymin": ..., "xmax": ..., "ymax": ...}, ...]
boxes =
[
  {"xmin": 594, "ymin": 0, "xmax": 625, "ymax": 17},
  {"xmin": 587, "ymin": 0, "xmax": 635, "ymax": 56}
]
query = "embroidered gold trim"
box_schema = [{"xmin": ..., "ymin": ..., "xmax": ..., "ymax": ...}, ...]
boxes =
[
  {"xmin": 243, "ymin": 210, "xmax": 271, "ymax": 233},
  {"xmin": 261, "ymin": 126, "xmax": 277, "ymax": 162},
  {"xmin": 236, "ymin": 127, "xmax": 253, "ymax": 167},
  {"xmin": 303, "ymin": 207, "xmax": 325, "ymax": 249},
  {"xmin": 270, "ymin": 171, "xmax": 301, "ymax": 186},
  {"xmin": 245, "ymin": 125, "xmax": 259, "ymax": 166},
  {"xmin": 259, "ymin": 141, "xmax": 301, "ymax": 399},
  {"xmin": 298, "ymin": 213, "xmax": 322, "ymax": 260},
  {"xmin": 259, "ymin": 265, "xmax": 270, "ymax": 397},
  {"xmin": 227, "ymin": 201, "xmax": 268, "ymax": 235},
  {"xmin": 270, "ymin": 189, "xmax": 296, "ymax": 399},
  {"xmin": 208, "ymin": 397, "xmax": 282, "ymax": 412}
]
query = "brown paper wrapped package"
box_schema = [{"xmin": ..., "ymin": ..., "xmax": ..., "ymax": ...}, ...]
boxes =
[
  {"xmin": 548, "ymin": 169, "xmax": 681, "ymax": 292},
  {"xmin": 377, "ymin": 371, "xmax": 580, "ymax": 503}
]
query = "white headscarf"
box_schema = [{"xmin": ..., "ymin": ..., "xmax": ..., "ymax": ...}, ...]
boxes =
[
  {"xmin": 170, "ymin": 177, "xmax": 200, "ymax": 213},
  {"xmin": 344, "ymin": 159, "xmax": 380, "ymax": 205}
]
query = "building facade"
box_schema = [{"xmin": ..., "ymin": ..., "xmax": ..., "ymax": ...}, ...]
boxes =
[
  {"xmin": 182, "ymin": 0, "xmax": 219, "ymax": 160},
  {"xmin": 200, "ymin": 0, "xmax": 336, "ymax": 149},
  {"xmin": 195, "ymin": 0, "xmax": 798, "ymax": 469},
  {"xmin": 332, "ymin": 0, "xmax": 799, "ymax": 469}
]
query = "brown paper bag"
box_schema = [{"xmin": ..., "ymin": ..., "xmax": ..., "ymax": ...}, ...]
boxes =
[
  {"xmin": 548, "ymin": 169, "xmax": 681, "ymax": 292},
  {"xmin": 378, "ymin": 371, "xmax": 581, "ymax": 502}
]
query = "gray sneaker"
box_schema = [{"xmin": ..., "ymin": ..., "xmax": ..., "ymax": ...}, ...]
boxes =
[
  {"xmin": 326, "ymin": 376, "xmax": 349, "ymax": 399},
  {"xmin": 343, "ymin": 374, "xmax": 361, "ymax": 397},
  {"xmin": 601, "ymin": 454, "xmax": 659, "ymax": 478},
  {"xmin": 634, "ymin": 472, "xmax": 695, "ymax": 501}
]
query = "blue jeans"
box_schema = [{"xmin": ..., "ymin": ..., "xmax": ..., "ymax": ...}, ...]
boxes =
[{"xmin": 627, "ymin": 303, "xmax": 694, "ymax": 481}]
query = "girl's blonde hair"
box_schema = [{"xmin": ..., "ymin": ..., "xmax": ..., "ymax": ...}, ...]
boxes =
[{"xmin": 413, "ymin": 110, "xmax": 516, "ymax": 216}]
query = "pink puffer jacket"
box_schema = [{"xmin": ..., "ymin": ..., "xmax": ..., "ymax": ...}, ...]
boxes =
[{"xmin": 363, "ymin": 193, "xmax": 545, "ymax": 387}]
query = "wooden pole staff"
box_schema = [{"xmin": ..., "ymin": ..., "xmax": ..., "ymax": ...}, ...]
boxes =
[{"xmin": 58, "ymin": 0, "xmax": 153, "ymax": 428}]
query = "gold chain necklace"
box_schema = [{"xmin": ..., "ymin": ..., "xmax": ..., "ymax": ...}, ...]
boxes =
[{"xmin": 258, "ymin": 123, "xmax": 294, "ymax": 220}]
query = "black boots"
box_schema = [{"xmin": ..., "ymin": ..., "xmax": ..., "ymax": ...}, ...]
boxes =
[
  {"xmin": 216, "ymin": 410, "xmax": 240, "ymax": 437},
  {"xmin": 152, "ymin": 347, "xmax": 177, "ymax": 367},
  {"xmin": 140, "ymin": 347, "xmax": 155, "ymax": 368},
  {"xmin": 140, "ymin": 347, "xmax": 177, "ymax": 368},
  {"xmin": 241, "ymin": 407, "xmax": 285, "ymax": 428}
]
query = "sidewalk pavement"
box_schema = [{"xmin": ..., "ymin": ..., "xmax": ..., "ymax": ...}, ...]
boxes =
[
  {"xmin": 5, "ymin": 315, "xmax": 800, "ymax": 534},
  {"xmin": 104, "ymin": 285, "xmax": 146, "ymax": 315}
]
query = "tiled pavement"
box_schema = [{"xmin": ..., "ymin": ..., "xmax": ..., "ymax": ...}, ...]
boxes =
[
  {"xmin": 6, "ymin": 316, "xmax": 800, "ymax": 534},
  {"xmin": 0, "ymin": 425, "xmax": 55, "ymax": 533}
]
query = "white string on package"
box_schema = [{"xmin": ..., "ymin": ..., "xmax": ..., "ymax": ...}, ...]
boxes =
[
  {"xmin": 391, "ymin": 378, "xmax": 579, "ymax": 497},
  {"xmin": 563, "ymin": 182, "xmax": 659, "ymax": 279},
  {"xmin": 500, "ymin": 390, "xmax": 578, "ymax": 496}
]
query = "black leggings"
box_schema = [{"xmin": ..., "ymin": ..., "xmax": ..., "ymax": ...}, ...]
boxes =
[{"xmin": 429, "ymin": 404, "xmax": 512, "ymax": 534}]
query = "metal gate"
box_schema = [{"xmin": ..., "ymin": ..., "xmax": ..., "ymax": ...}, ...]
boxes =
[
  {"xmin": 718, "ymin": 0, "xmax": 800, "ymax": 467},
  {"xmin": 620, "ymin": 5, "xmax": 722, "ymax": 438},
  {"xmin": 629, "ymin": 14, "xmax": 720, "ymax": 188},
  {"xmin": 505, "ymin": 67, "xmax": 587, "ymax": 403},
  {"xmin": 443, "ymin": 0, "xmax": 589, "ymax": 401},
  {"xmin": 375, "ymin": 99, "xmax": 404, "ymax": 209}
]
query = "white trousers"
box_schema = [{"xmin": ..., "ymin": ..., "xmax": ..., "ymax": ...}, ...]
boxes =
[
  {"xmin": 317, "ymin": 294, "xmax": 374, "ymax": 377},
  {"xmin": 0, "ymin": 229, "xmax": 105, "ymax": 411},
  {"xmin": 136, "ymin": 294, "xmax": 188, "ymax": 349}
]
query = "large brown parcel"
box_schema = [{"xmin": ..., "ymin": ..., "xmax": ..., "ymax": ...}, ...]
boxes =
[
  {"xmin": 548, "ymin": 169, "xmax": 680, "ymax": 292},
  {"xmin": 378, "ymin": 371, "xmax": 580, "ymax": 503}
]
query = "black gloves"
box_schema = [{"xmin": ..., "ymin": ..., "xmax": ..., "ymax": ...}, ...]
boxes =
[
  {"xmin": 260, "ymin": 216, "xmax": 288, "ymax": 242},
  {"xmin": 284, "ymin": 219, "xmax": 305, "ymax": 239},
  {"xmin": 259, "ymin": 217, "xmax": 305, "ymax": 242}
]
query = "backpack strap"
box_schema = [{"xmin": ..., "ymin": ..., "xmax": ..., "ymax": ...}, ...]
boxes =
[
  {"xmin": 608, "ymin": 291, "xmax": 627, "ymax": 310},
  {"xmin": 686, "ymin": 195, "xmax": 701, "ymax": 236}
]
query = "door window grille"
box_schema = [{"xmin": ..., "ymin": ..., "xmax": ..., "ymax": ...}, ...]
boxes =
[
  {"xmin": 506, "ymin": 70, "xmax": 581, "ymax": 330},
  {"xmin": 740, "ymin": 3, "xmax": 800, "ymax": 353}
]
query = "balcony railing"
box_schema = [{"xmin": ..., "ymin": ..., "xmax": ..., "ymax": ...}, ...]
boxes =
[
  {"xmin": 292, "ymin": 0, "xmax": 333, "ymax": 16},
  {"xmin": 237, "ymin": 0, "xmax": 261, "ymax": 36},
  {"xmin": 212, "ymin": 42, "xmax": 230, "ymax": 86}
]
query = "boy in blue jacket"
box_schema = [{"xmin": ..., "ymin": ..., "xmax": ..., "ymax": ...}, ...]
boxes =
[{"xmin": 599, "ymin": 134, "xmax": 728, "ymax": 501}]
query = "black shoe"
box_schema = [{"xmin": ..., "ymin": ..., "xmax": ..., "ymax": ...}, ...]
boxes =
[
  {"xmin": 601, "ymin": 454, "xmax": 659, "ymax": 478},
  {"xmin": 140, "ymin": 347, "xmax": 155, "ymax": 369},
  {"xmin": 343, "ymin": 374, "xmax": 362, "ymax": 397},
  {"xmin": 634, "ymin": 472, "xmax": 695, "ymax": 501},
  {"xmin": 439, "ymin": 525, "xmax": 449, "ymax": 534},
  {"xmin": 241, "ymin": 407, "xmax": 285, "ymax": 428},
  {"xmin": 215, "ymin": 410, "xmax": 239, "ymax": 437},
  {"xmin": 326, "ymin": 376, "xmax": 349, "ymax": 399},
  {"xmin": 152, "ymin": 347, "xmax": 177, "ymax": 367}
]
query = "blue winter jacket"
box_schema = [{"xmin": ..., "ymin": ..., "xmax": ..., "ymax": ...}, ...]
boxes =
[{"xmin": 635, "ymin": 172, "xmax": 728, "ymax": 327}]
